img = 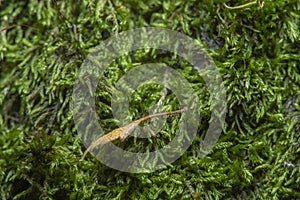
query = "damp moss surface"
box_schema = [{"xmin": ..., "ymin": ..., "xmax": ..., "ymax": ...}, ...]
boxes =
[{"xmin": 0, "ymin": 0, "xmax": 299, "ymax": 199}]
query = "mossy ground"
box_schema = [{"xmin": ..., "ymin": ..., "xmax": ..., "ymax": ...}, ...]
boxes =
[{"xmin": 0, "ymin": 0, "xmax": 299, "ymax": 199}]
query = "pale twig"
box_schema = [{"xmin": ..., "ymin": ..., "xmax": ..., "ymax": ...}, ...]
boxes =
[{"xmin": 224, "ymin": 0, "xmax": 264, "ymax": 10}]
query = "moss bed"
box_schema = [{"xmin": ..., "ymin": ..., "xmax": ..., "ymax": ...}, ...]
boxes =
[{"xmin": 0, "ymin": 0, "xmax": 299, "ymax": 199}]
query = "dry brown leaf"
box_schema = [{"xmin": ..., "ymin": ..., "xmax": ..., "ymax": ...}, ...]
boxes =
[{"xmin": 79, "ymin": 108, "xmax": 186, "ymax": 161}]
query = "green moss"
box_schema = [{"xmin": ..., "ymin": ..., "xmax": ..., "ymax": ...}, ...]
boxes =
[{"xmin": 1, "ymin": 0, "xmax": 299, "ymax": 199}]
